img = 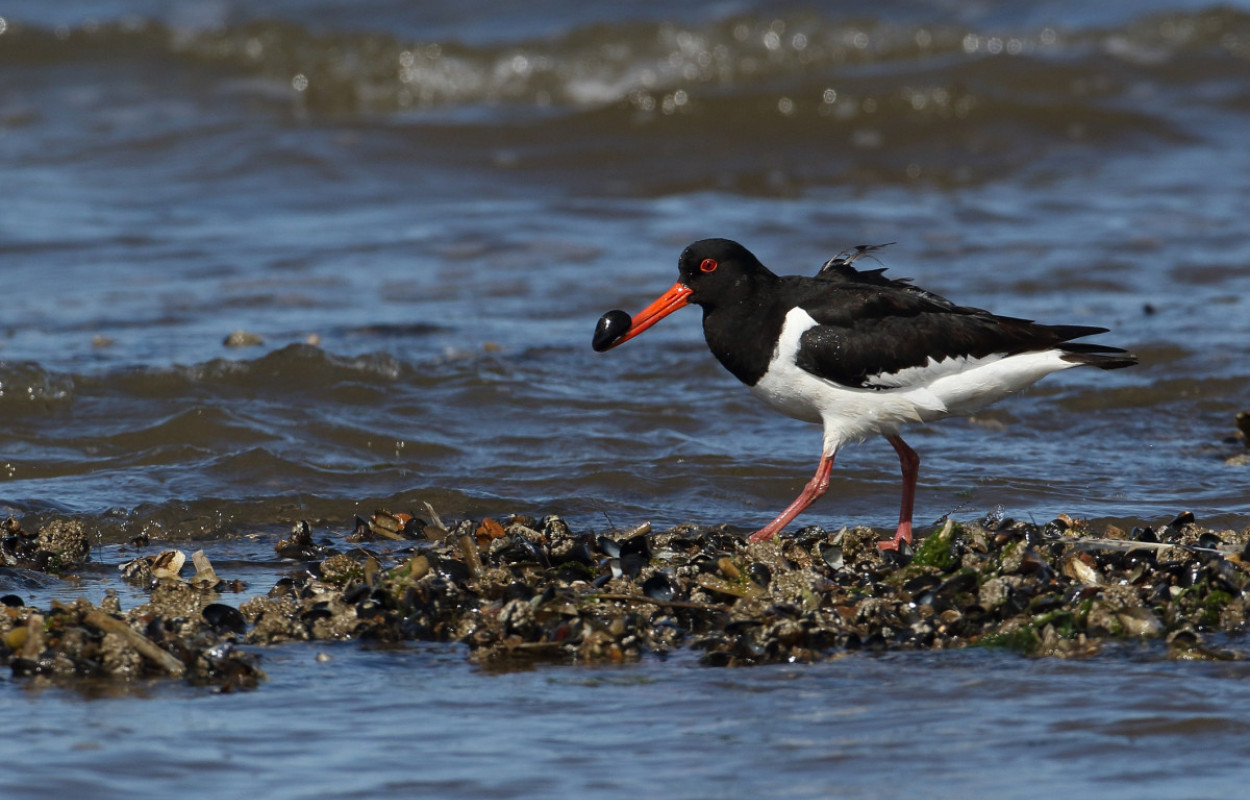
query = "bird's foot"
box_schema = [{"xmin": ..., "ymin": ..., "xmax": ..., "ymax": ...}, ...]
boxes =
[
  {"xmin": 876, "ymin": 523, "xmax": 913, "ymax": 551},
  {"xmin": 747, "ymin": 528, "xmax": 778, "ymax": 543}
]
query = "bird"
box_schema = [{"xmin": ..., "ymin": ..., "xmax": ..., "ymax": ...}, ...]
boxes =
[{"xmin": 593, "ymin": 238, "xmax": 1136, "ymax": 550}]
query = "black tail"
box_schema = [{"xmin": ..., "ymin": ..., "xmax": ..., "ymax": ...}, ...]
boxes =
[
  {"xmin": 1003, "ymin": 321, "xmax": 1138, "ymax": 370},
  {"xmin": 1059, "ymin": 341, "xmax": 1138, "ymax": 370}
]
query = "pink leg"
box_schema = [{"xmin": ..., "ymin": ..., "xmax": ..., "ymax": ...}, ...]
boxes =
[
  {"xmin": 748, "ymin": 453, "xmax": 835, "ymax": 542},
  {"xmin": 878, "ymin": 435, "xmax": 919, "ymax": 551}
]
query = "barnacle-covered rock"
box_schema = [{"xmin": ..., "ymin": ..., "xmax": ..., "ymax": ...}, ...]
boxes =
[
  {"xmin": 1, "ymin": 516, "xmax": 91, "ymax": 573},
  {"xmin": 6, "ymin": 507, "xmax": 1250, "ymax": 691}
]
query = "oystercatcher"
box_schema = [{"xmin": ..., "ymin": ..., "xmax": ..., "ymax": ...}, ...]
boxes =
[{"xmin": 594, "ymin": 238, "xmax": 1136, "ymax": 549}]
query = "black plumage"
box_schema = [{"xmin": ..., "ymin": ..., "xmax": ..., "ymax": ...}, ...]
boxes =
[{"xmin": 677, "ymin": 238, "xmax": 1134, "ymax": 390}]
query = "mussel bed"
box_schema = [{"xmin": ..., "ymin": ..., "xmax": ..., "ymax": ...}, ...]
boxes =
[{"xmin": 3, "ymin": 509, "xmax": 1250, "ymax": 691}]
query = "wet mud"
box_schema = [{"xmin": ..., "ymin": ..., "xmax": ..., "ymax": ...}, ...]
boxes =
[{"xmin": 4, "ymin": 508, "xmax": 1250, "ymax": 692}]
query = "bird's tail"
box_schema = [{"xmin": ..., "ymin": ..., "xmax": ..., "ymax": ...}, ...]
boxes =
[
  {"xmin": 1059, "ymin": 341, "xmax": 1138, "ymax": 370},
  {"xmin": 1038, "ymin": 324, "xmax": 1137, "ymax": 370}
]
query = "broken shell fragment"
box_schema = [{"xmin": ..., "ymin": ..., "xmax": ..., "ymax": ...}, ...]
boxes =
[
  {"xmin": 190, "ymin": 549, "xmax": 221, "ymax": 589},
  {"xmin": 1061, "ymin": 555, "xmax": 1102, "ymax": 586},
  {"xmin": 369, "ymin": 509, "xmax": 416, "ymax": 540},
  {"xmin": 150, "ymin": 550, "xmax": 187, "ymax": 581}
]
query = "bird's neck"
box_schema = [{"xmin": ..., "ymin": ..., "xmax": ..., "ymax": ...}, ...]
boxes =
[{"xmin": 700, "ymin": 272, "xmax": 784, "ymax": 387}]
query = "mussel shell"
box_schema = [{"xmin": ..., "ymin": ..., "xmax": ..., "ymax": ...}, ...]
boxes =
[
  {"xmin": 202, "ymin": 603, "xmax": 247, "ymax": 635},
  {"xmin": 1169, "ymin": 510, "xmax": 1196, "ymax": 529},
  {"xmin": 618, "ymin": 534, "xmax": 651, "ymax": 578},
  {"xmin": 699, "ymin": 650, "xmax": 733, "ymax": 667},
  {"xmin": 1000, "ymin": 589, "xmax": 1029, "ymax": 617},
  {"xmin": 557, "ymin": 539, "xmax": 596, "ymax": 566},
  {"xmin": 343, "ymin": 583, "xmax": 372, "ymax": 604},
  {"xmin": 372, "ymin": 587, "xmax": 399, "ymax": 611},
  {"xmin": 816, "ymin": 542, "xmax": 844, "ymax": 570},
  {"xmin": 503, "ymin": 582, "xmax": 536, "ymax": 602},
  {"xmin": 592, "ymin": 309, "xmax": 632, "ymax": 352},
  {"xmin": 642, "ymin": 573, "xmax": 674, "ymax": 602},
  {"xmin": 1131, "ymin": 526, "xmax": 1159, "ymax": 543},
  {"xmin": 1027, "ymin": 594, "xmax": 1063, "ymax": 614},
  {"xmin": 300, "ymin": 605, "xmax": 334, "ymax": 623},
  {"xmin": 436, "ymin": 557, "xmax": 471, "ymax": 583},
  {"xmin": 621, "ymin": 555, "xmax": 649, "ymax": 579},
  {"xmin": 619, "ymin": 534, "xmax": 652, "ymax": 559},
  {"xmin": 903, "ymin": 574, "xmax": 941, "ymax": 596},
  {"xmin": 1206, "ymin": 558, "xmax": 1246, "ymax": 593},
  {"xmin": 938, "ymin": 570, "xmax": 979, "ymax": 597},
  {"xmin": 1121, "ymin": 547, "xmax": 1157, "ymax": 569},
  {"xmin": 747, "ymin": 562, "xmax": 771, "ymax": 588},
  {"xmin": 596, "ymin": 535, "xmax": 622, "ymax": 559},
  {"xmin": 881, "ymin": 540, "xmax": 913, "ymax": 567},
  {"xmin": 1197, "ymin": 532, "xmax": 1223, "ymax": 550},
  {"xmin": 10, "ymin": 657, "xmax": 42, "ymax": 677},
  {"xmin": 1175, "ymin": 560, "xmax": 1202, "ymax": 588}
]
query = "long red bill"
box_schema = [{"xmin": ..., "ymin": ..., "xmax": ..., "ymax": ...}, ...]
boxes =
[{"xmin": 596, "ymin": 282, "xmax": 693, "ymax": 351}]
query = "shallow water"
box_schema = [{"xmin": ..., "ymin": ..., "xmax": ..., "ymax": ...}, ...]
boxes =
[
  {"xmin": 3, "ymin": 0, "xmax": 1250, "ymax": 795},
  {"xmin": 3, "ymin": 0, "xmax": 1249, "ymax": 534},
  {"xmin": 8, "ymin": 644, "xmax": 1250, "ymax": 800}
]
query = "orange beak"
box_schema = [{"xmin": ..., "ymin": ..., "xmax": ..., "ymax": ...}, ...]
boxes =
[{"xmin": 603, "ymin": 282, "xmax": 693, "ymax": 350}]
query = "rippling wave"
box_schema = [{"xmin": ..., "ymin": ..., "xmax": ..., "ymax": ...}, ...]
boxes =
[
  {"xmin": 2, "ymin": 0, "xmax": 1248, "ymax": 541},
  {"xmin": 4, "ymin": 6, "xmax": 1249, "ymax": 190},
  {"xmin": 1, "ymin": 329, "xmax": 1245, "ymax": 541},
  {"xmin": 8, "ymin": 7, "xmax": 1248, "ymax": 112}
]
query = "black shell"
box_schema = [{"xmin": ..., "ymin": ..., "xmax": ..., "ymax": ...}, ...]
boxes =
[
  {"xmin": 592, "ymin": 309, "xmax": 632, "ymax": 352},
  {"xmin": 202, "ymin": 603, "xmax": 247, "ymax": 635}
]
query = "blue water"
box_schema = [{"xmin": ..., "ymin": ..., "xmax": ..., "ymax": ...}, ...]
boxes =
[
  {"xmin": 4, "ymin": 0, "xmax": 1250, "ymax": 796},
  {"xmin": 7, "ymin": 644, "xmax": 1250, "ymax": 799}
]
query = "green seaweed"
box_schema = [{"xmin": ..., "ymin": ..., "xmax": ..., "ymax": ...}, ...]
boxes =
[
  {"xmin": 976, "ymin": 626, "xmax": 1039, "ymax": 652},
  {"xmin": 1201, "ymin": 589, "xmax": 1234, "ymax": 627},
  {"xmin": 910, "ymin": 520, "xmax": 960, "ymax": 570}
]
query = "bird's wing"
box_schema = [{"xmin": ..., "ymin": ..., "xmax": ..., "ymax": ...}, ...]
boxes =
[{"xmin": 791, "ymin": 284, "xmax": 1107, "ymax": 390}]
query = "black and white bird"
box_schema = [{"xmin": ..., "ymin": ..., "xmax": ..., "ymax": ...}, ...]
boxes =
[{"xmin": 593, "ymin": 238, "xmax": 1136, "ymax": 549}]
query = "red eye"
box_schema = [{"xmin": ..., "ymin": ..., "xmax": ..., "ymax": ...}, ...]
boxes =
[{"xmin": 700, "ymin": 258, "xmax": 718, "ymax": 273}]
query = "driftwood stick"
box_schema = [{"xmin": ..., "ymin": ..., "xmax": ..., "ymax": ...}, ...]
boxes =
[{"xmin": 84, "ymin": 609, "xmax": 186, "ymax": 677}]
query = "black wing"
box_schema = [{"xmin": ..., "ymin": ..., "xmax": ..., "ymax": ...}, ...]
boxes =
[{"xmin": 789, "ymin": 281, "xmax": 1121, "ymax": 389}]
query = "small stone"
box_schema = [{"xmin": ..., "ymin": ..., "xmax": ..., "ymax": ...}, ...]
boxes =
[{"xmin": 223, "ymin": 330, "xmax": 265, "ymax": 347}]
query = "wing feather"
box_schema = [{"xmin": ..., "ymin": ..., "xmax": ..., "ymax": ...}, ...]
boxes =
[{"xmin": 790, "ymin": 282, "xmax": 1116, "ymax": 389}]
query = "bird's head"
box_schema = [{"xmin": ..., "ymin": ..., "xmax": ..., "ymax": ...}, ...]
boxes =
[{"xmin": 592, "ymin": 238, "xmax": 767, "ymax": 352}]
